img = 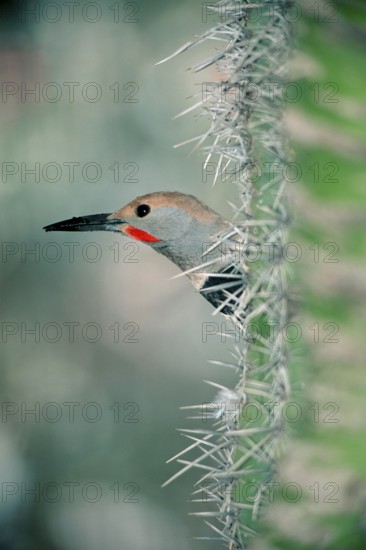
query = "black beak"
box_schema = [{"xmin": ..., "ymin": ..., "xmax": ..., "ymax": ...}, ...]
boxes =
[{"xmin": 43, "ymin": 213, "xmax": 124, "ymax": 233}]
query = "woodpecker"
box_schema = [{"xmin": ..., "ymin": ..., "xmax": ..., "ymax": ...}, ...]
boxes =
[{"xmin": 44, "ymin": 191, "xmax": 246, "ymax": 314}]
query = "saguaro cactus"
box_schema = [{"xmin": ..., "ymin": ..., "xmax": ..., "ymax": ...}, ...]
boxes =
[{"xmin": 160, "ymin": 1, "xmax": 293, "ymax": 547}]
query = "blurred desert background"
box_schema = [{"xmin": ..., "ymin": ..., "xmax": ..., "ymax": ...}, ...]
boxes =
[{"xmin": 0, "ymin": 1, "xmax": 365, "ymax": 549}]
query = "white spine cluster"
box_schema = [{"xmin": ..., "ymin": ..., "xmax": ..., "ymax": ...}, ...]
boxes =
[{"xmin": 161, "ymin": 2, "xmax": 292, "ymax": 547}]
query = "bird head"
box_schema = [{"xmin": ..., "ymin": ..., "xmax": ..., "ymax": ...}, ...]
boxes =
[{"xmin": 44, "ymin": 191, "xmax": 231, "ymax": 273}]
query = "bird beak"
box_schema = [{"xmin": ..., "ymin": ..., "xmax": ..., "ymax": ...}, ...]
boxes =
[{"xmin": 43, "ymin": 213, "xmax": 125, "ymax": 233}]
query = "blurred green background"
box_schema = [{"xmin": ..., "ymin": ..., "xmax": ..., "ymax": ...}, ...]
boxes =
[{"xmin": 0, "ymin": 0, "xmax": 365, "ymax": 548}]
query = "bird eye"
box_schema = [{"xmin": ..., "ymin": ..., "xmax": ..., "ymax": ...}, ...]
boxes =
[{"xmin": 135, "ymin": 204, "xmax": 151, "ymax": 218}]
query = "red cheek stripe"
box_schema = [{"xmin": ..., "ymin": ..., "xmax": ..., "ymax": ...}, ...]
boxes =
[{"xmin": 125, "ymin": 225, "xmax": 160, "ymax": 242}]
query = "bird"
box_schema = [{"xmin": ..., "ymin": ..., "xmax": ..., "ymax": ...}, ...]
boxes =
[{"xmin": 44, "ymin": 191, "xmax": 246, "ymax": 314}]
